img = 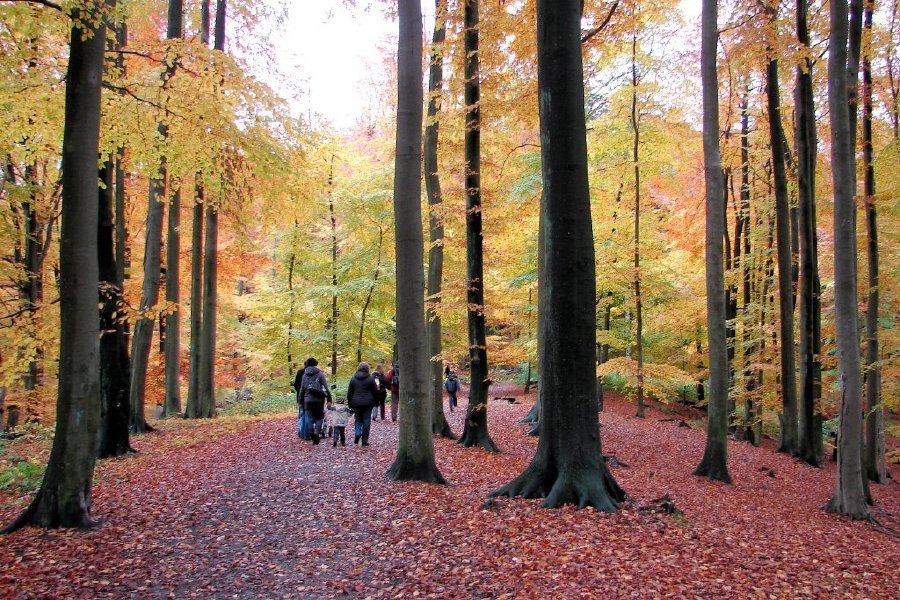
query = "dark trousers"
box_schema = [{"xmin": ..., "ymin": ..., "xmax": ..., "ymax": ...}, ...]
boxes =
[
  {"xmin": 354, "ymin": 406, "xmax": 374, "ymax": 444},
  {"xmin": 373, "ymin": 396, "xmax": 386, "ymax": 420},
  {"xmin": 332, "ymin": 425, "xmax": 346, "ymax": 446},
  {"xmin": 448, "ymin": 392, "xmax": 458, "ymax": 410}
]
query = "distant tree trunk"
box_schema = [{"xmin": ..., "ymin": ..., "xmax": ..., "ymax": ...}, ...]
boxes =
[
  {"xmin": 459, "ymin": 0, "xmax": 498, "ymax": 452},
  {"xmin": 765, "ymin": 3, "xmax": 798, "ymax": 456},
  {"xmin": 97, "ymin": 153, "xmax": 132, "ymax": 459},
  {"xmin": 425, "ymin": 0, "xmax": 454, "ymax": 439},
  {"xmin": 739, "ymin": 93, "xmax": 759, "ymax": 445},
  {"xmin": 287, "ymin": 220, "xmax": 297, "ymax": 373},
  {"xmin": 386, "ymin": 0, "xmax": 445, "ymax": 484},
  {"xmin": 163, "ymin": 187, "xmax": 181, "ymax": 416},
  {"xmin": 3, "ymin": 7, "xmax": 105, "ymax": 532},
  {"xmin": 186, "ymin": 0, "xmax": 210, "ymax": 418},
  {"xmin": 357, "ymin": 226, "xmax": 385, "ymax": 366},
  {"xmin": 861, "ymin": 4, "xmax": 886, "ymax": 484},
  {"xmin": 492, "ymin": 0, "xmax": 625, "ymax": 509},
  {"xmin": 795, "ymin": 0, "xmax": 823, "ymax": 466},
  {"xmin": 185, "ymin": 183, "xmax": 205, "ymax": 418},
  {"xmin": 194, "ymin": 0, "xmax": 226, "ymax": 420},
  {"xmin": 130, "ymin": 0, "xmax": 183, "ymax": 432},
  {"xmin": 327, "ymin": 155, "xmax": 338, "ymax": 377},
  {"xmin": 694, "ymin": 0, "xmax": 732, "ymax": 484},
  {"xmin": 630, "ymin": 29, "xmax": 645, "ymax": 419},
  {"xmin": 825, "ymin": 0, "xmax": 869, "ymax": 520}
]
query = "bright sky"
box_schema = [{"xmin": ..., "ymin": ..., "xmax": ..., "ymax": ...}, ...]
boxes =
[{"xmin": 271, "ymin": 2, "xmax": 399, "ymax": 130}]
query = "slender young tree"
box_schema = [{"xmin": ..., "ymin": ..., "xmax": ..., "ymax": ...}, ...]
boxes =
[
  {"xmin": 861, "ymin": 3, "xmax": 886, "ymax": 484},
  {"xmin": 386, "ymin": 0, "xmax": 446, "ymax": 484},
  {"xmin": 3, "ymin": 3, "xmax": 106, "ymax": 532},
  {"xmin": 795, "ymin": 0, "xmax": 823, "ymax": 466},
  {"xmin": 825, "ymin": 0, "xmax": 869, "ymax": 520},
  {"xmin": 130, "ymin": 0, "xmax": 183, "ymax": 431},
  {"xmin": 764, "ymin": 1, "xmax": 798, "ymax": 455},
  {"xmin": 492, "ymin": 0, "xmax": 625, "ymax": 509},
  {"xmin": 629, "ymin": 25, "xmax": 645, "ymax": 419},
  {"xmin": 694, "ymin": 0, "xmax": 732, "ymax": 484},
  {"xmin": 459, "ymin": 0, "xmax": 498, "ymax": 451},
  {"xmin": 424, "ymin": 0, "xmax": 454, "ymax": 439}
]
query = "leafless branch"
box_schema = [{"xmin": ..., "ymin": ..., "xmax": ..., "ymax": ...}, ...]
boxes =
[{"xmin": 582, "ymin": 1, "xmax": 619, "ymax": 44}]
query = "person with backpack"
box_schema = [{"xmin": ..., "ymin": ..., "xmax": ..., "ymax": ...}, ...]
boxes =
[
  {"xmin": 300, "ymin": 357, "xmax": 331, "ymax": 444},
  {"xmin": 346, "ymin": 362, "xmax": 377, "ymax": 446},
  {"xmin": 293, "ymin": 358, "xmax": 312, "ymax": 438},
  {"xmin": 385, "ymin": 362, "xmax": 400, "ymax": 422},
  {"xmin": 444, "ymin": 370, "xmax": 460, "ymax": 412},
  {"xmin": 372, "ymin": 363, "xmax": 389, "ymax": 421}
]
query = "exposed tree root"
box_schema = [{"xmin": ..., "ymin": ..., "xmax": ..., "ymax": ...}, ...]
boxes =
[
  {"xmin": 491, "ymin": 462, "xmax": 624, "ymax": 511},
  {"xmin": 693, "ymin": 458, "xmax": 732, "ymax": 484},
  {"xmin": 386, "ymin": 458, "xmax": 447, "ymax": 485},
  {"xmin": 458, "ymin": 425, "xmax": 499, "ymax": 452}
]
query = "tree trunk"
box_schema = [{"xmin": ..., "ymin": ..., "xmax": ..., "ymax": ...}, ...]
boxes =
[
  {"xmin": 825, "ymin": 0, "xmax": 869, "ymax": 520},
  {"xmin": 795, "ymin": 0, "xmax": 823, "ymax": 466},
  {"xmin": 386, "ymin": 0, "xmax": 445, "ymax": 484},
  {"xmin": 358, "ymin": 227, "xmax": 384, "ymax": 367},
  {"xmin": 694, "ymin": 0, "xmax": 732, "ymax": 484},
  {"xmin": 327, "ymin": 156, "xmax": 338, "ymax": 378},
  {"xmin": 492, "ymin": 0, "xmax": 625, "ymax": 509},
  {"xmin": 130, "ymin": 0, "xmax": 183, "ymax": 431},
  {"xmin": 765, "ymin": 3, "xmax": 798, "ymax": 456},
  {"xmin": 97, "ymin": 155, "xmax": 132, "ymax": 459},
  {"xmin": 861, "ymin": 4, "xmax": 886, "ymax": 484},
  {"xmin": 630, "ymin": 30, "xmax": 645, "ymax": 419},
  {"xmin": 739, "ymin": 93, "xmax": 759, "ymax": 445},
  {"xmin": 163, "ymin": 188, "xmax": 181, "ymax": 416},
  {"xmin": 186, "ymin": 0, "xmax": 210, "ymax": 418},
  {"xmin": 459, "ymin": 0, "xmax": 498, "ymax": 452},
  {"xmin": 424, "ymin": 0, "xmax": 454, "ymax": 440},
  {"xmin": 3, "ymin": 7, "xmax": 105, "ymax": 532}
]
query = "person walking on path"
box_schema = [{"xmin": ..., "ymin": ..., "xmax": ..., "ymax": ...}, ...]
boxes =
[
  {"xmin": 293, "ymin": 358, "xmax": 312, "ymax": 438},
  {"xmin": 326, "ymin": 396, "xmax": 353, "ymax": 447},
  {"xmin": 372, "ymin": 363, "xmax": 389, "ymax": 421},
  {"xmin": 445, "ymin": 370, "xmax": 460, "ymax": 412},
  {"xmin": 386, "ymin": 362, "xmax": 400, "ymax": 422},
  {"xmin": 347, "ymin": 362, "xmax": 377, "ymax": 446},
  {"xmin": 300, "ymin": 357, "xmax": 331, "ymax": 444}
]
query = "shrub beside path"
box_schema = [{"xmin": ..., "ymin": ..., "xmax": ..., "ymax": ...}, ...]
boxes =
[{"xmin": 1, "ymin": 386, "xmax": 898, "ymax": 598}]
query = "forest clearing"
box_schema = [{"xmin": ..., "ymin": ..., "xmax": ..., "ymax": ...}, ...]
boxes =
[{"xmin": 2, "ymin": 386, "xmax": 898, "ymax": 598}]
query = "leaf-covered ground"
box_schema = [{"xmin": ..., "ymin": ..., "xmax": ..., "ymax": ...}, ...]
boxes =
[{"xmin": 1, "ymin": 387, "xmax": 898, "ymax": 598}]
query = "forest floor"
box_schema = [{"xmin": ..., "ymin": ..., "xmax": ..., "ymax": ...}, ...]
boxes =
[{"xmin": 1, "ymin": 385, "xmax": 898, "ymax": 598}]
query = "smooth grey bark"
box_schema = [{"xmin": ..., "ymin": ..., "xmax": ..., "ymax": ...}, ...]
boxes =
[
  {"xmin": 130, "ymin": 0, "xmax": 182, "ymax": 431},
  {"xmin": 764, "ymin": 4, "xmax": 798, "ymax": 455},
  {"xmin": 386, "ymin": 0, "xmax": 445, "ymax": 484},
  {"xmin": 861, "ymin": 4, "xmax": 887, "ymax": 484},
  {"xmin": 3, "ymin": 7, "xmax": 105, "ymax": 532},
  {"xmin": 694, "ymin": 0, "xmax": 732, "ymax": 484},
  {"xmin": 492, "ymin": 0, "xmax": 624, "ymax": 510},
  {"xmin": 825, "ymin": 0, "xmax": 869, "ymax": 520},
  {"xmin": 795, "ymin": 0, "xmax": 823, "ymax": 466},
  {"xmin": 163, "ymin": 188, "xmax": 181, "ymax": 416},
  {"xmin": 459, "ymin": 0, "xmax": 498, "ymax": 452},
  {"xmin": 425, "ymin": 0, "xmax": 454, "ymax": 439}
]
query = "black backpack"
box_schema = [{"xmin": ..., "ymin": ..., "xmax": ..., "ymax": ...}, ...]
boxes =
[
  {"xmin": 305, "ymin": 375, "xmax": 327, "ymax": 399},
  {"xmin": 390, "ymin": 368, "xmax": 399, "ymax": 389}
]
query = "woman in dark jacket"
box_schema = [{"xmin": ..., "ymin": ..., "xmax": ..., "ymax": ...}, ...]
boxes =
[{"xmin": 347, "ymin": 362, "xmax": 377, "ymax": 446}]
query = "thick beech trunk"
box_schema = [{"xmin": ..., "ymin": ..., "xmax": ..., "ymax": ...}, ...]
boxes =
[
  {"xmin": 4, "ymin": 8, "xmax": 105, "ymax": 532},
  {"xmin": 492, "ymin": 0, "xmax": 624, "ymax": 509},
  {"xmin": 163, "ymin": 189, "xmax": 181, "ymax": 416},
  {"xmin": 694, "ymin": 0, "xmax": 732, "ymax": 484},
  {"xmin": 795, "ymin": 0, "xmax": 822, "ymax": 466},
  {"xmin": 765, "ymin": 5, "xmax": 798, "ymax": 455},
  {"xmin": 459, "ymin": 0, "xmax": 498, "ymax": 452},
  {"xmin": 630, "ymin": 31, "xmax": 645, "ymax": 419},
  {"xmin": 825, "ymin": 0, "xmax": 869, "ymax": 520},
  {"xmin": 861, "ymin": 5, "xmax": 886, "ymax": 484},
  {"xmin": 386, "ymin": 0, "xmax": 445, "ymax": 484},
  {"xmin": 425, "ymin": 0, "xmax": 454, "ymax": 439}
]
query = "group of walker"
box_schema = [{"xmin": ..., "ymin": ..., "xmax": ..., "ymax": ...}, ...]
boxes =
[
  {"xmin": 293, "ymin": 358, "xmax": 462, "ymax": 447},
  {"xmin": 293, "ymin": 358, "xmax": 399, "ymax": 447}
]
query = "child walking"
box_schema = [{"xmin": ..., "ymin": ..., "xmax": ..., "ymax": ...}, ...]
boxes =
[{"xmin": 326, "ymin": 396, "xmax": 353, "ymax": 447}]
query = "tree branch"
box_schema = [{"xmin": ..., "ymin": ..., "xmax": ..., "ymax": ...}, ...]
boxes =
[
  {"xmin": 1, "ymin": 0, "xmax": 63, "ymax": 11},
  {"xmin": 582, "ymin": 1, "xmax": 619, "ymax": 44}
]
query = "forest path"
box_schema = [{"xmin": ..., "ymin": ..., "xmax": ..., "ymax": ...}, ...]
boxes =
[{"xmin": 1, "ymin": 385, "xmax": 898, "ymax": 598}]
